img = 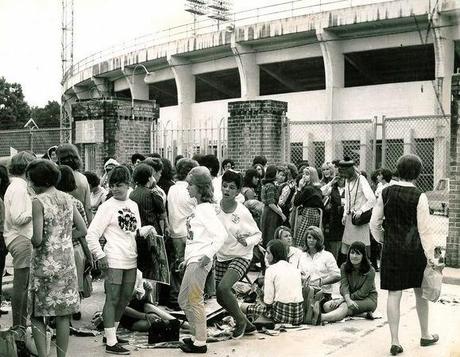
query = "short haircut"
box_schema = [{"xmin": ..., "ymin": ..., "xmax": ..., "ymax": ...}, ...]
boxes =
[
  {"xmin": 222, "ymin": 170, "xmax": 243, "ymax": 189},
  {"xmin": 131, "ymin": 153, "xmax": 145, "ymax": 165},
  {"xmin": 252, "ymin": 155, "xmax": 267, "ymax": 167},
  {"xmin": 201, "ymin": 154, "xmax": 220, "ymax": 177},
  {"xmin": 267, "ymin": 239, "xmax": 288, "ymax": 264},
  {"xmin": 83, "ymin": 171, "xmax": 101, "ymax": 188},
  {"xmin": 56, "ymin": 165, "xmax": 77, "ymax": 192},
  {"xmin": 26, "ymin": 159, "xmax": 60, "ymax": 188},
  {"xmin": 56, "ymin": 144, "xmax": 82, "ymax": 170},
  {"xmin": 305, "ymin": 226, "xmax": 324, "ymax": 252},
  {"xmin": 108, "ymin": 165, "xmax": 131, "ymax": 186},
  {"xmin": 243, "ymin": 168, "xmax": 259, "ymax": 188},
  {"xmin": 380, "ymin": 168, "xmax": 393, "ymax": 183},
  {"xmin": 222, "ymin": 158, "xmax": 235, "ymax": 170},
  {"xmin": 396, "ymin": 154, "xmax": 422, "ymax": 181},
  {"xmin": 9, "ymin": 151, "xmax": 36, "ymax": 176},
  {"xmin": 176, "ymin": 158, "xmax": 198, "ymax": 181},
  {"xmin": 133, "ymin": 163, "xmax": 153, "ymax": 185},
  {"xmin": 143, "ymin": 157, "xmax": 163, "ymax": 173}
]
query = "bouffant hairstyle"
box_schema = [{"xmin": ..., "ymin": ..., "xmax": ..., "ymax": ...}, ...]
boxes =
[
  {"xmin": 222, "ymin": 169, "xmax": 243, "ymax": 189},
  {"xmin": 397, "ymin": 154, "xmax": 423, "ymax": 181},
  {"xmin": 131, "ymin": 153, "xmax": 145, "ymax": 165},
  {"xmin": 176, "ymin": 158, "xmax": 198, "ymax": 181},
  {"xmin": 186, "ymin": 166, "xmax": 214, "ymax": 203},
  {"xmin": 344, "ymin": 241, "xmax": 372, "ymax": 274},
  {"xmin": 9, "ymin": 151, "xmax": 36, "ymax": 176},
  {"xmin": 108, "ymin": 166, "xmax": 131, "ymax": 186},
  {"xmin": 252, "ymin": 155, "xmax": 267, "ymax": 167},
  {"xmin": 133, "ymin": 163, "xmax": 154, "ymax": 186},
  {"xmin": 221, "ymin": 158, "xmax": 235, "ymax": 170},
  {"xmin": 273, "ymin": 225, "xmax": 292, "ymax": 241},
  {"xmin": 83, "ymin": 171, "xmax": 101, "ymax": 189},
  {"xmin": 56, "ymin": 144, "xmax": 82, "ymax": 170},
  {"xmin": 143, "ymin": 157, "xmax": 164, "ymax": 173},
  {"xmin": 305, "ymin": 226, "xmax": 324, "ymax": 252},
  {"xmin": 267, "ymin": 239, "xmax": 288, "ymax": 264},
  {"xmin": 243, "ymin": 168, "xmax": 259, "ymax": 188},
  {"xmin": 26, "ymin": 159, "xmax": 60, "ymax": 188},
  {"xmin": 56, "ymin": 165, "xmax": 77, "ymax": 192}
]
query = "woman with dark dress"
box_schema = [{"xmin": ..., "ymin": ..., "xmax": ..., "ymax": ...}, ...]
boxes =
[
  {"xmin": 370, "ymin": 154, "xmax": 438, "ymax": 356},
  {"xmin": 260, "ymin": 165, "xmax": 285, "ymax": 247}
]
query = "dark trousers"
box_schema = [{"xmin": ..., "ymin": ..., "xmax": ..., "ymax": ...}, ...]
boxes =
[
  {"xmin": 0, "ymin": 233, "xmax": 7, "ymax": 304},
  {"xmin": 369, "ymin": 234, "xmax": 381, "ymax": 269}
]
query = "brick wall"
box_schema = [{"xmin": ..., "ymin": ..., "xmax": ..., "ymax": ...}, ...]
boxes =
[
  {"xmin": 71, "ymin": 98, "xmax": 159, "ymax": 174},
  {"xmin": 447, "ymin": 75, "xmax": 460, "ymax": 267},
  {"xmin": 227, "ymin": 100, "xmax": 288, "ymax": 170}
]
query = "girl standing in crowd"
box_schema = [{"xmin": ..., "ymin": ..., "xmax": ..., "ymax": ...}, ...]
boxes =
[
  {"xmin": 86, "ymin": 166, "xmax": 155, "ymax": 355},
  {"xmin": 215, "ymin": 170, "xmax": 261, "ymax": 339},
  {"xmin": 243, "ymin": 239, "xmax": 304, "ymax": 325},
  {"xmin": 277, "ymin": 164, "xmax": 297, "ymax": 228},
  {"xmin": 0, "ymin": 164, "xmax": 9, "ymax": 315},
  {"xmin": 27, "ymin": 160, "xmax": 87, "ymax": 357},
  {"xmin": 299, "ymin": 226, "xmax": 340, "ymax": 306},
  {"xmin": 83, "ymin": 171, "xmax": 107, "ymax": 215},
  {"xmin": 252, "ymin": 163, "xmax": 265, "ymax": 200},
  {"xmin": 4, "ymin": 151, "xmax": 36, "ymax": 328},
  {"xmin": 178, "ymin": 166, "xmax": 226, "ymax": 354},
  {"xmin": 319, "ymin": 241, "xmax": 377, "ymax": 324},
  {"xmin": 241, "ymin": 168, "xmax": 259, "ymax": 201},
  {"xmin": 260, "ymin": 165, "xmax": 285, "ymax": 247},
  {"xmin": 370, "ymin": 154, "xmax": 438, "ymax": 356}
]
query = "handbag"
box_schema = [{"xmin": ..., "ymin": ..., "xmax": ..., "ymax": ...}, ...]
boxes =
[
  {"xmin": 148, "ymin": 319, "xmax": 180, "ymax": 345},
  {"xmin": 351, "ymin": 209, "xmax": 373, "ymax": 226},
  {"xmin": 421, "ymin": 264, "xmax": 443, "ymax": 302}
]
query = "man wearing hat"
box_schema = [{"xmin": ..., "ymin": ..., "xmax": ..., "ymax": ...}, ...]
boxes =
[{"xmin": 338, "ymin": 158, "xmax": 376, "ymax": 257}]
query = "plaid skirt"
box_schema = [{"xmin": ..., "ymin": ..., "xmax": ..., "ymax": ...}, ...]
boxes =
[
  {"xmin": 247, "ymin": 301, "xmax": 304, "ymax": 325},
  {"xmin": 293, "ymin": 207, "xmax": 321, "ymax": 249},
  {"xmin": 214, "ymin": 258, "xmax": 251, "ymax": 286}
]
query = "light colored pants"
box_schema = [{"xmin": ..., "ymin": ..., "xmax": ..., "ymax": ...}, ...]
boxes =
[{"xmin": 178, "ymin": 262, "xmax": 210, "ymax": 344}]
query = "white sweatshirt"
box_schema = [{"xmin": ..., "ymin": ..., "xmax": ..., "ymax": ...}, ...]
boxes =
[
  {"xmin": 264, "ymin": 260, "xmax": 303, "ymax": 305},
  {"xmin": 86, "ymin": 197, "xmax": 141, "ymax": 269},
  {"xmin": 216, "ymin": 202, "xmax": 261, "ymax": 262},
  {"xmin": 167, "ymin": 181, "xmax": 197, "ymax": 239},
  {"xmin": 184, "ymin": 202, "xmax": 226, "ymax": 265}
]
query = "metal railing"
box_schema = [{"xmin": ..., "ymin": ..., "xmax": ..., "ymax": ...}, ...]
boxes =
[{"xmin": 65, "ymin": 0, "xmax": 390, "ymax": 81}]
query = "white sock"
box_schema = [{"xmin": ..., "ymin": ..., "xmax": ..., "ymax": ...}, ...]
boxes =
[
  {"xmin": 114, "ymin": 321, "xmax": 119, "ymax": 331},
  {"xmin": 104, "ymin": 327, "xmax": 117, "ymax": 347},
  {"xmin": 194, "ymin": 339, "xmax": 206, "ymax": 347}
]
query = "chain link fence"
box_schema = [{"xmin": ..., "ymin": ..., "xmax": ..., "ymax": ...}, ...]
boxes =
[{"xmin": 0, "ymin": 128, "xmax": 71, "ymax": 158}]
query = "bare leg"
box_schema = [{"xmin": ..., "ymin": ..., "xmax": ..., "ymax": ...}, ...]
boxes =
[
  {"xmin": 31, "ymin": 316, "xmax": 48, "ymax": 357},
  {"xmin": 144, "ymin": 303, "xmax": 176, "ymax": 320},
  {"xmin": 387, "ymin": 290, "xmax": 402, "ymax": 346},
  {"xmin": 114, "ymin": 281, "xmax": 135, "ymax": 322},
  {"xmin": 321, "ymin": 302, "xmax": 351, "ymax": 323},
  {"xmin": 103, "ymin": 281, "xmax": 121, "ymax": 328},
  {"xmin": 55, "ymin": 315, "xmax": 70, "ymax": 357},
  {"xmin": 414, "ymin": 288, "xmax": 431, "ymax": 339}
]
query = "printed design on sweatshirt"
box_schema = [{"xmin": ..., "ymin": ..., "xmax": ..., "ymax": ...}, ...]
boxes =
[
  {"xmin": 186, "ymin": 213, "xmax": 195, "ymax": 241},
  {"xmin": 231, "ymin": 213, "xmax": 240, "ymax": 224},
  {"xmin": 117, "ymin": 208, "xmax": 138, "ymax": 232}
]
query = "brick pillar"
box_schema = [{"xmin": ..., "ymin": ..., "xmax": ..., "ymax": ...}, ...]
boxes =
[
  {"xmin": 227, "ymin": 100, "xmax": 287, "ymax": 170},
  {"xmin": 447, "ymin": 75, "xmax": 460, "ymax": 267},
  {"xmin": 72, "ymin": 98, "xmax": 159, "ymax": 174}
]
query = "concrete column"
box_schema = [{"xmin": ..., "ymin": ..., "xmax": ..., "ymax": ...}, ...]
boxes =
[
  {"xmin": 432, "ymin": 12, "xmax": 454, "ymax": 116},
  {"xmin": 168, "ymin": 55, "xmax": 195, "ymax": 156},
  {"xmin": 403, "ymin": 129, "xmax": 415, "ymax": 155},
  {"xmin": 227, "ymin": 100, "xmax": 287, "ymax": 170},
  {"xmin": 231, "ymin": 41, "xmax": 259, "ymax": 99},
  {"xmin": 359, "ymin": 130, "xmax": 370, "ymax": 172},
  {"xmin": 125, "ymin": 73, "xmax": 149, "ymax": 100},
  {"xmin": 302, "ymin": 133, "xmax": 314, "ymax": 164}
]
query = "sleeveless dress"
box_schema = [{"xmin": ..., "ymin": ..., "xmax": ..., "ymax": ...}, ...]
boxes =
[{"xmin": 28, "ymin": 188, "xmax": 80, "ymax": 317}]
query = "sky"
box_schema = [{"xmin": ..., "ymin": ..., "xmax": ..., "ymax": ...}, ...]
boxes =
[{"xmin": 0, "ymin": 0, "xmax": 382, "ymax": 107}]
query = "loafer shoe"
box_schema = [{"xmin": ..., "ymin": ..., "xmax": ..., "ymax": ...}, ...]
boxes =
[
  {"xmin": 420, "ymin": 334, "xmax": 439, "ymax": 347},
  {"xmin": 232, "ymin": 323, "xmax": 246, "ymax": 339},
  {"xmin": 390, "ymin": 345, "xmax": 403, "ymax": 355},
  {"xmin": 179, "ymin": 343, "xmax": 207, "ymax": 353},
  {"xmin": 244, "ymin": 323, "xmax": 257, "ymax": 335}
]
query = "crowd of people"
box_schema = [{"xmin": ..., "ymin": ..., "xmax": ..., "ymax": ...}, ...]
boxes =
[{"xmin": 0, "ymin": 145, "xmax": 440, "ymax": 356}]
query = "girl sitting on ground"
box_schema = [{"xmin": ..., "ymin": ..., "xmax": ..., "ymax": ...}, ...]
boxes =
[
  {"xmin": 319, "ymin": 241, "xmax": 377, "ymax": 324},
  {"xmin": 273, "ymin": 226, "xmax": 303, "ymax": 269},
  {"xmin": 243, "ymin": 239, "xmax": 304, "ymax": 325}
]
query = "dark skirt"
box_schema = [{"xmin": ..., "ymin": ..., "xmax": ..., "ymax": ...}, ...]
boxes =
[{"xmin": 261, "ymin": 206, "xmax": 282, "ymax": 247}]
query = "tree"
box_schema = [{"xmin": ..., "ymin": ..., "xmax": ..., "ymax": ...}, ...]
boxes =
[
  {"xmin": 0, "ymin": 77, "xmax": 31, "ymax": 130},
  {"xmin": 31, "ymin": 100, "xmax": 61, "ymax": 128}
]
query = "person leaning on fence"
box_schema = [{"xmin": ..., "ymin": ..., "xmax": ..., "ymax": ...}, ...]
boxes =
[
  {"xmin": 4, "ymin": 151, "xmax": 36, "ymax": 328},
  {"xmin": 215, "ymin": 169, "xmax": 261, "ymax": 339},
  {"xmin": 178, "ymin": 166, "xmax": 226, "ymax": 354},
  {"xmin": 338, "ymin": 159, "xmax": 375, "ymax": 258},
  {"xmin": 85, "ymin": 166, "xmax": 156, "ymax": 355},
  {"xmin": 370, "ymin": 154, "xmax": 439, "ymax": 356},
  {"xmin": 242, "ymin": 239, "xmax": 304, "ymax": 325}
]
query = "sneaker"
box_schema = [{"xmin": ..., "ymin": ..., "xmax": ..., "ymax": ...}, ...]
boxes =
[
  {"xmin": 103, "ymin": 336, "xmax": 129, "ymax": 345},
  {"xmin": 232, "ymin": 323, "xmax": 246, "ymax": 339},
  {"xmin": 179, "ymin": 343, "xmax": 207, "ymax": 354},
  {"xmin": 244, "ymin": 323, "xmax": 257, "ymax": 335},
  {"xmin": 105, "ymin": 343, "xmax": 130, "ymax": 355}
]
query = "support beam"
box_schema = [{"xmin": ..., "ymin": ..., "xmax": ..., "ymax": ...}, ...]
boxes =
[{"xmin": 231, "ymin": 41, "xmax": 259, "ymax": 99}]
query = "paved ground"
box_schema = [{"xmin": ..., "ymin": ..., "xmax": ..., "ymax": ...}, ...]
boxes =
[{"xmin": 1, "ymin": 272, "xmax": 459, "ymax": 357}]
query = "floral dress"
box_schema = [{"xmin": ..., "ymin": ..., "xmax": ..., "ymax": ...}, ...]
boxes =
[{"xmin": 28, "ymin": 188, "xmax": 79, "ymax": 317}]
